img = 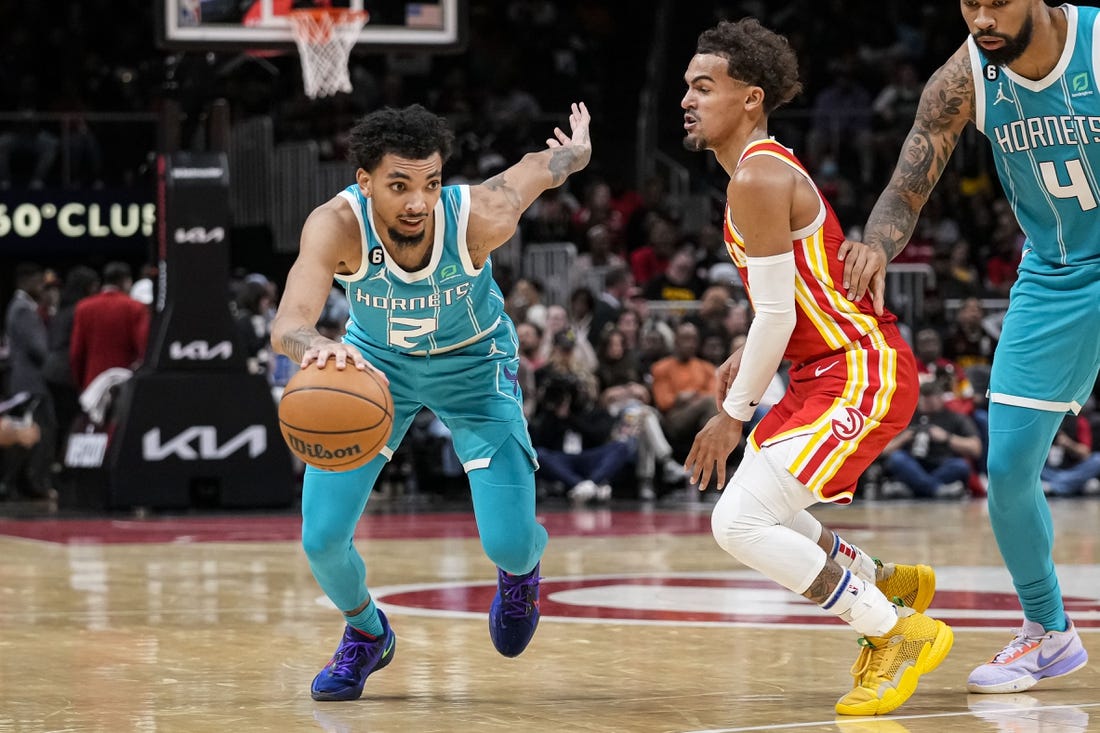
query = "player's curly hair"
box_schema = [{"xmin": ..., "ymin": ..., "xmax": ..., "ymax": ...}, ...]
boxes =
[
  {"xmin": 696, "ymin": 18, "xmax": 802, "ymax": 114},
  {"xmin": 347, "ymin": 104, "xmax": 455, "ymax": 171}
]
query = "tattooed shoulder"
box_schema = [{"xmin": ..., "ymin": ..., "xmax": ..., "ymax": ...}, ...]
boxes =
[{"xmin": 920, "ymin": 46, "xmax": 975, "ymax": 130}]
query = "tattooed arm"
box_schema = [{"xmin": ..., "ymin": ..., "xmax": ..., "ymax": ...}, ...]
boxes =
[
  {"xmin": 839, "ymin": 43, "xmax": 975, "ymax": 313},
  {"xmin": 467, "ymin": 102, "xmax": 592, "ymax": 266}
]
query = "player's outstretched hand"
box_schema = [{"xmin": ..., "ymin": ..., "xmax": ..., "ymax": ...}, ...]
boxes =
[
  {"xmin": 546, "ymin": 102, "xmax": 592, "ymax": 169},
  {"xmin": 837, "ymin": 238, "xmax": 887, "ymax": 316}
]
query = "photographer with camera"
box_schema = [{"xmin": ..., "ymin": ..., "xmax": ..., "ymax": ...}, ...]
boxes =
[
  {"xmin": 881, "ymin": 380, "xmax": 982, "ymax": 499},
  {"xmin": 530, "ymin": 330, "xmax": 636, "ymax": 504}
]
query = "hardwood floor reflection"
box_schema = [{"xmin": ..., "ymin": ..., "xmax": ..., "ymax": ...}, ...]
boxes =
[{"xmin": 1, "ymin": 498, "xmax": 1098, "ymax": 732}]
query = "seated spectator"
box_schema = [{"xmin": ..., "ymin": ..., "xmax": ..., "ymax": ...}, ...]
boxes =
[
  {"xmin": 943, "ymin": 297, "xmax": 997, "ymax": 370},
  {"xmin": 1041, "ymin": 413, "xmax": 1100, "ymax": 497},
  {"xmin": 936, "ymin": 238, "xmax": 983, "ymax": 300},
  {"xmin": 529, "ymin": 371, "xmax": 635, "ymax": 505},
  {"xmin": 568, "ymin": 286, "xmax": 597, "ymax": 349},
  {"xmin": 649, "ymin": 322, "xmax": 717, "ymax": 460},
  {"xmin": 596, "ymin": 328, "xmax": 687, "ymax": 500},
  {"xmin": 504, "ymin": 277, "xmax": 547, "ymax": 330},
  {"xmin": 575, "ymin": 223, "xmax": 627, "ymax": 275},
  {"xmin": 629, "ymin": 211, "xmax": 680, "ymax": 287},
  {"xmin": 534, "ymin": 329, "xmax": 599, "ymax": 409},
  {"xmin": 643, "ymin": 245, "xmax": 707, "ymax": 302},
  {"xmin": 537, "ymin": 304, "xmax": 597, "ymax": 373},
  {"xmin": 571, "ymin": 178, "xmax": 624, "ymax": 249},
  {"xmin": 881, "ymin": 380, "xmax": 983, "ymax": 499},
  {"xmin": 912, "ymin": 328, "xmax": 973, "ymax": 414},
  {"xmin": 685, "ymin": 284, "xmax": 734, "ymax": 344},
  {"xmin": 588, "ymin": 265, "xmax": 633, "ymax": 348},
  {"xmin": 521, "ymin": 186, "xmax": 579, "ymax": 244}
]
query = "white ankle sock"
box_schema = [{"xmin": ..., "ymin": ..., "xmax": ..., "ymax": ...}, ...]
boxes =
[
  {"xmin": 820, "ymin": 569, "xmax": 899, "ymax": 637},
  {"xmin": 829, "ymin": 533, "xmax": 878, "ymax": 583}
]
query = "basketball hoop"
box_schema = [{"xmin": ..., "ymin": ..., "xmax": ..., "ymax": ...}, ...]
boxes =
[{"xmin": 288, "ymin": 7, "xmax": 369, "ymax": 99}]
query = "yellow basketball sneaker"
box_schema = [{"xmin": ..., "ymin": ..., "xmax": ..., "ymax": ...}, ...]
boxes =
[
  {"xmin": 835, "ymin": 609, "xmax": 954, "ymax": 716},
  {"xmin": 875, "ymin": 561, "xmax": 935, "ymax": 613}
]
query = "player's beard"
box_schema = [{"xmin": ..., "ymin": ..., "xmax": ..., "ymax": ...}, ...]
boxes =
[
  {"xmin": 682, "ymin": 132, "xmax": 707, "ymax": 153},
  {"xmin": 976, "ymin": 13, "xmax": 1033, "ymax": 66},
  {"xmin": 387, "ymin": 226, "xmax": 425, "ymax": 248}
]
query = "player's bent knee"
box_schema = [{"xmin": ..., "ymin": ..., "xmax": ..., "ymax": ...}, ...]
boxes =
[
  {"xmin": 301, "ymin": 521, "xmax": 352, "ymax": 564},
  {"xmin": 480, "ymin": 528, "xmax": 542, "ymax": 574},
  {"xmin": 711, "ymin": 485, "xmax": 770, "ymax": 560}
]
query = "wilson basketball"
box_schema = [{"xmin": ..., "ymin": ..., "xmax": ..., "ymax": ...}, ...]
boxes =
[{"xmin": 278, "ymin": 364, "xmax": 393, "ymax": 471}]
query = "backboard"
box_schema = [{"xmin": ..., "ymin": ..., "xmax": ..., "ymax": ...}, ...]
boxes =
[{"xmin": 157, "ymin": 0, "xmax": 466, "ymax": 53}]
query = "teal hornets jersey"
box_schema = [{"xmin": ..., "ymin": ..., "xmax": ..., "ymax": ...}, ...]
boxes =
[
  {"xmin": 335, "ymin": 184, "xmax": 507, "ymax": 355},
  {"xmin": 969, "ymin": 4, "xmax": 1100, "ymax": 269}
]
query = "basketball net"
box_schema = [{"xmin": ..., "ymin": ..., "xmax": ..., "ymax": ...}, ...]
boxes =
[{"xmin": 288, "ymin": 8, "xmax": 369, "ymax": 99}]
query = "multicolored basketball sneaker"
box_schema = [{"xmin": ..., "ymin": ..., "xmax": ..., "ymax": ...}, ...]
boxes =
[
  {"xmin": 967, "ymin": 617, "xmax": 1088, "ymax": 693},
  {"xmin": 311, "ymin": 610, "xmax": 396, "ymax": 701},
  {"xmin": 875, "ymin": 561, "xmax": 936, "ymax": 612},
  {"xmin": 835, "ymin": 609, "xmax": 954, "ymax": 716},
  {"xmin": 489, "ymin": 563, "xmax": 541, "ymax": 657}
]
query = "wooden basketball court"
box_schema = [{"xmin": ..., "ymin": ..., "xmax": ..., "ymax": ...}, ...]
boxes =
[{"xmin": 1, "ymin": 496, "xmax": 1097, "ymax": 732}]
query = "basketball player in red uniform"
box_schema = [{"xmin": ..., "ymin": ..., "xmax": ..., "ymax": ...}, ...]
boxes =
[{"xmin": 681, "ymin": 19, "xmax": 953, "ymax": 716}]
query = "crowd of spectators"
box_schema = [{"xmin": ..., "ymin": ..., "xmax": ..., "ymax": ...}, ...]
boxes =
[{"xmin": 5, "ymin": 1, "xmax": 1100, "ymax": 504}]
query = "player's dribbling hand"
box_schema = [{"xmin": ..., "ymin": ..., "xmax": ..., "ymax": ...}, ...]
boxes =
[
  {"xmin": 302, "ymin": 340, "xmax": 389, "ymax": 384},
  {"xmin": 837, "ymin": 239, "xmax": 887, "ymax": 316},
  {"xmin": 685, "ymin": 412, "xmax": 744, "ymax": 492}
]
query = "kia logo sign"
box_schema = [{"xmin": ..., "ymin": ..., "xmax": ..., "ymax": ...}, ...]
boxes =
[
  {"xmin": 169, "ymin": 340, "xmax": 234, "ymax": 361},
  {"xmin": 174, "ymin": 226, "xmax": 225, "ymax": 244},
  {"xmin": 142, "ymin": 425, "xmax": 266, "ymax": 461}
]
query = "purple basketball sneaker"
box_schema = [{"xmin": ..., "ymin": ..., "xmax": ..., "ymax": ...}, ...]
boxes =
[
  {"xmin": 488, "ymin": 563, "xmax": 541, "ymax": 657},
  {"xmin": 311, "ymin": 610, "xmax": 396, "ymax": 701},
  {"xmin": 967, "ymin": 617, "xmax": 1088, "ymax": 693}
]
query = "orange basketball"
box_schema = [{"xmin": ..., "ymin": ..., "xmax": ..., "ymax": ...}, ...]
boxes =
[{"xmin": 278, "ymin": 364, "xmax": 393, "ymax": 471}]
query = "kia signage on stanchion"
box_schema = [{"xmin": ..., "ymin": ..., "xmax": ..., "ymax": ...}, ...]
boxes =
[{"xmin": 99, "ymin": 151, "xmax": 293, "ymax": 510}]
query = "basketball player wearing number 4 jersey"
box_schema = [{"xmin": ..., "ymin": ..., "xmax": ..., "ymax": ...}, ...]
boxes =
[
  {"xmin": 840, "ymin": 1, "xmax": 1094, "ymax": 695},
  {"xmin": 679, "ymin": 19, "xmax": 951, "ymax": 716},
  {"xmin": 270, "ymin": 103, "xmax": 592, "ymax": 700}
]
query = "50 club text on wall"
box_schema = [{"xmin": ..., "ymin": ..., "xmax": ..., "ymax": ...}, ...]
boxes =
[{"xmin": 0, "ymin": 190, "xmax": 155, "ymax": 254}]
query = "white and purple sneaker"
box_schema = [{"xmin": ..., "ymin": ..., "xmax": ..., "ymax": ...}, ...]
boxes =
[{"xmin": 967, "ymin": 617, "xmax": 1088, "ymax": 693}]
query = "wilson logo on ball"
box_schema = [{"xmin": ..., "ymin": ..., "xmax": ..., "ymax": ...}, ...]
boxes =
[{"xmin": 286, "ymin": 433, "xmax": 363, "ymax": 461}]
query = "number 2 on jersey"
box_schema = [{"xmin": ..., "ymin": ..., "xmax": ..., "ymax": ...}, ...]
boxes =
[{"xmin": 389, "ymin": 316, "xmax": 438, "ymax": 348}]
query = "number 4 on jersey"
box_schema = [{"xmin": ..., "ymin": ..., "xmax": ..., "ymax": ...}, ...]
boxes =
[{"xmin": 1040, "ymin": 158, "xmax": 1098, "ymax": 210}]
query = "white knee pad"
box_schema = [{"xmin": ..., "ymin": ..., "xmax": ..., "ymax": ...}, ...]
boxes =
[{"xmin": 711, "ymin": 446, "xmax": 825, "ymax": 594}]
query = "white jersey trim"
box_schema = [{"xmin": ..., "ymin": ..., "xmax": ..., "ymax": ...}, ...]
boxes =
[
  {"xmin": 335, "ymin": 189, "xmax": 370, "ymax": 283},
  {"xmin": 1001, "ymin": 4, "xmax": 1075, "ymax": 92},
  {"xmin": 335, "ymin": 189, "xmax": 448, "ymax": 285},
  {"xmin": 736, "ymin": 146, "xmax": 826, "ymax": 241},
  {"xmin": 990, "ymin": 391, "xmax": 1082, "ymax": 414},
  {"xmin": 967, "ymin": 38, "xmax": 988, "ymax": 132},
  {"xmin": 453, "ymin": 185, "xmax": 483, "ymax": 277}
]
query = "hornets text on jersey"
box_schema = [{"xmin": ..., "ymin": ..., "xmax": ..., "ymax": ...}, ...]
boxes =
[
  {"xmin": 335, "ymin": 184, "xmax": 507, "ymax": 355},
  {"xmin": 969, "ymin": 3, "xmax": 1100, "ymax": 268}
]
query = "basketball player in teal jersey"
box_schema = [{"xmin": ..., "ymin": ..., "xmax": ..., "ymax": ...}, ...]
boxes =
[
  {"xmin": 840, "ymin": 1, "xmax": 1094, "ymax": 694},
  {"xmin": 270, "ymin": 103, "xmax": 591, "ymax": 701}
]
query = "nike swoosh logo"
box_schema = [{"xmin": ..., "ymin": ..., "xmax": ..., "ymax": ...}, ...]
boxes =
[
  {"xmin": 1035, "ymin": 645, "xmax": 1064, "ymax": 668},
  {"xmin": 815, "ymin": 361, "xmax": 840, "ymax": 377},
  {"xmin": 749, "ymin": 401, "xmax": 760, "ymax": 407}
]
